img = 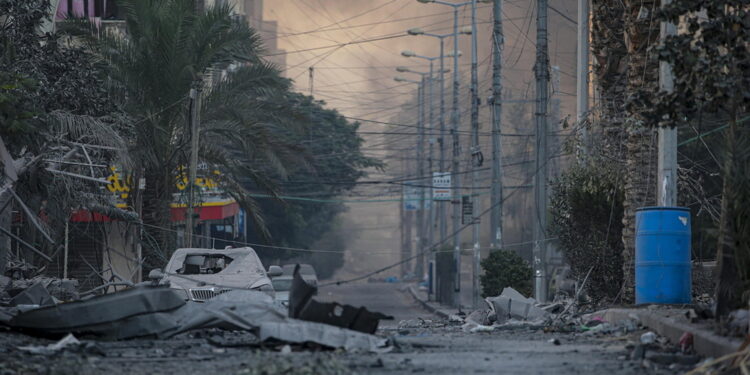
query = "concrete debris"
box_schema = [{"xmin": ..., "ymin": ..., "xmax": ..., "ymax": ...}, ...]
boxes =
[
  {"xmin": 485, "ymin": 287, "xmax": 551, "ymax": 324},
  {"xmin": 5, "ymin": 277, "xmax": 79, "ymax": 302},
  {"xmin": 461, "ymin": 321, "xmax": 495, "ymax": 333},
  {"xmin": 465, "ymin": 309, "xmax": 492, "ymax": 326},
  {"xmin": 9, "ymin": 282, "xmax": 55, "ymax": 307},
  {"xmin": 728, "ymin": 309, "xmax": 749, "ymax": 336},
  {"xmin": 448, "ymin": 314, "xmax": 464, "ymax": 323},
  {"xmin": 397, "ymin": 318, "xmax": 435, "ymax": 329},
  {"xmin": 640, "ymin": 331, "xmax": 656, "ymax": 345},
  {"xmin": 18, "ymin": 333, "xmax": 80, "ymax": 355},
  {"xmin": 548, "ymin": 338, "xmax": 561, "ymax": 345},
  {"xmin": 2, "ymin": 284, "xmax": 391, "ymax": 353},
  {"xmin": 259, "ymin": 320, "xmax": 389, "ymax": 353}
]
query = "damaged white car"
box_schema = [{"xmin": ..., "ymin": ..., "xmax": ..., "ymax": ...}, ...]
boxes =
[{"xmin": 151, "ymin": 247, "xmax": 282, "ymax": 302}]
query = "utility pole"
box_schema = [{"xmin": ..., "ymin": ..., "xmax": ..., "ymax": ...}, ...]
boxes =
[
  {"xmin": 309, "ymin": 66, "xmax": 314, "ymax": 96},
  {"xmin": 185, "ymin": 81, "xmax": 202, "ymax": 248},
  {"xmin": 490, "ymin": 0, "xmax": 504, "ymax": 251},
  {"xmin": 450, "ymin": 6, "xmax": 462, "ymax": 308},
  {"xmin": 426, "ymin": 61, "xmax": 435, "ymax": 285},
  {"xmin": 469, "ymin": 0, "xmax": 481, "ymax": 308},
  {"xmin": 401, "ymin": 149, "xmax": 413, "ymax": 276},
  {"xmin": 577, "ymin": 0, "xmax": 589, "ymax": 156},
  {"xmin": 438, "ymin": 39, "xmax": 447, "ymax": 244},
  {"xmin": 416, "ymin": 80, "xmax": 425, "ymax": 279},
  {"xmin": 533, "ymin": 0, "xmax": 549, "ymax": 302},
  {"xmin": 658, "ymin": 0, "xmax": 677, "ymax": 206}
]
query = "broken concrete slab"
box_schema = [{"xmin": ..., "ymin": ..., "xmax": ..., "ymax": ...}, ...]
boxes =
[
  {"xmin": 259, "ymin": 320, "xmax": 389, "ymax": 353},
  {"xmin": 8, "ymin": 286, "xmax": 186, "ymax": 338},
  {"xmin": 4, "ymin": 285, "xmax": 392, "ymax": 352},
  {"xmin": 485, "ymin": 287, "xmax": 550, "ymax": 323},
  {"xmin": 9, "ymin": 282, "xmax": 55, "ymax": 307}
]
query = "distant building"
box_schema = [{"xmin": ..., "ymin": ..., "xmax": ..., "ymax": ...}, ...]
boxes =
[{"xmin": 243, "ymin": 0, "xmax": 287, "ymax": 74}]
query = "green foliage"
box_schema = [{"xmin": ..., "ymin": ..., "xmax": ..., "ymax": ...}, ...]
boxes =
[
  {"xmin": 247, "ymin": 94, "xmax": 382, "ymax": 277},
  {"xmin": 480, "ymin": 250, "xmax": 532, "ymax": 298},
  {"xmin": 0, "ymin": 0, "xmax": 127, "ymax": 254},
  {"xmin": 0, "ymin": 72, "xmax": 38, "ymax": 135},
  {"xmin": 652, "ymin": 0, "xmax": 750, "ymax": 314},
  {"xmin": 549, "ymin": 158, "xmax": 624, "ymax": 302}
]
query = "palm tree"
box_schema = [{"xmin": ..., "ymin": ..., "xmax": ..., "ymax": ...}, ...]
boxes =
[{"xmin": 89, "ymin": 0, "xmax": 303, "ymax": 266}]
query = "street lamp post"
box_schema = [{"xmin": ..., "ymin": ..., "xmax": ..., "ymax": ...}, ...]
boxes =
[
  {"xmin": 395, "ymin": 75, "xmax": 425, "ymax": 280},
  {"xmin": 416, "ymin": 0, "xmax": 473, "ymax": 309},
  {"xmin": 397, "ymin": 65, "xmax": 434, "ymax": 283},
  {"xmin": 399, "ymin": 55, "xmax": 444, "ymax": 300}
]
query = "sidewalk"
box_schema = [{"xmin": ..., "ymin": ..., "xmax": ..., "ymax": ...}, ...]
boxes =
[
  {"xmin": 406, "ymin": 284, "xmax": 460, "ymax": 319},
  {"xmin": 405, "ymin": 283, "xmax": 745, "ymax": 358},
  {"xmin": 602, "ymin": 307, "xmax": 745, "ymax": 358}
]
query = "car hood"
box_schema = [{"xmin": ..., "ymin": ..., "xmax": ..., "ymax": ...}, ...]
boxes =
[{"xmin": 167, "ymin": 275, "xmax": 271, "ymax": 291}]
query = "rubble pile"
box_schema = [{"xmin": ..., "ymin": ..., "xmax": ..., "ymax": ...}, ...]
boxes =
[{"xmin": 0, "ymin": 265, "xmax": 393, "ymax": 354}]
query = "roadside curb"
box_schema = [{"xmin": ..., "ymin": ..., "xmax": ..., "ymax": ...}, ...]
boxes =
[
  {"xmin": 406, "ymin": 285, "xmax": 451, "ymax": 319},
  {"xmin": 602, "ymin": 308, "xmax": 743, "ymax": 358}
]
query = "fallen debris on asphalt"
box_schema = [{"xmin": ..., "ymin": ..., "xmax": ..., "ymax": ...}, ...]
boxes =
[
  {"xmin": 485, "ymin": 287, "xmax": 551, "ymax": 324},
  {"xmin": 1, "ymin": 273, "xmax": 393, "ymax": 352}
]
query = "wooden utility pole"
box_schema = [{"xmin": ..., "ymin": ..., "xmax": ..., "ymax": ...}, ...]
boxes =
[
  {"xmin": 533, "ymin": 0, "xmax": 549, "ymax": 302},
  {"xmin": 185, "ymin": 81, "xmax": 202, "ymax": 248}
]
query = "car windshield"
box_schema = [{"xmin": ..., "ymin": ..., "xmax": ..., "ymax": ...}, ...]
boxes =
[
  {"xmin": 272, "ymin": 278, "xmax": 293, "ymax": 291},
  {"xmin": 177, "ymin": 254, "xmax": 237, "ymax": 275}
]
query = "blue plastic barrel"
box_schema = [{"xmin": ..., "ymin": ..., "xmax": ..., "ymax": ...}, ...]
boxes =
[{"xmin": 635, "ymin": 207, "xmax": 692, "ymax": 304}]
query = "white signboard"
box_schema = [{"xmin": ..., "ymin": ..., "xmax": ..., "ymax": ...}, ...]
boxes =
[{"xmin": 432, "ymin": 172, "xmax": 451, "ymax": 201}]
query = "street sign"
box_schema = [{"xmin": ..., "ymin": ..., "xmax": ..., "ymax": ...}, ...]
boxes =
[
  {"xmin": 404, "ymin": 183, "xmax": 420, "ymax": 211},
  {"xmin": 461, "ymin": 195, "xmax": 475, "ymax": 224},
  {"xmin": 432, "ymin": 172, "xmax": 451, "ymax": 200}
]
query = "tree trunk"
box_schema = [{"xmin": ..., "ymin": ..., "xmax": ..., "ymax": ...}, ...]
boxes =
[
  {"xmin": 591, "ymin": 0, "xmax": 627, "ymax": 160},
  {"xmin": 715, "ymin": 110, "xmax": 746, "ymax": 317},
  {"xmin": 140, "ymin": 168, "xmax": 176, "ymax": 272},
  {"xmin": 621, "ymin": 0, "xmax": 660, "ymax": 303}
]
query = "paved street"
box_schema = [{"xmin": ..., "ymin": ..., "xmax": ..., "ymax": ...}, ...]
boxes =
[
  {"xmin": 316, "ymin": 282, "xmax": 429, "ymax": 327},
  {"xmin": 0, "ymin": 281, "xmax": 686, "ymax": 374}
]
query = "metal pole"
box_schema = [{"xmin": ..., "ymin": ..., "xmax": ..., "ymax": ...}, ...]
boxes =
[
  {"xmin": 427, "ymin": 60, "xmax": 435, "ymax": 295},
  {"xmin": 658, "ymin": 0, "xmax": 677, "ymax": 206},
  {"xmin": 438, "ymin": 38, "xmax": 447, "ymax": 244},
  {"xmin": 469, "ymin": 0, "xmax": 481, "ymax": 308},
  {"xmin": 490, "ymin": 0, "xmax": 504, "ymax": 251},
  {"xmin": 533, "ymin": 0, "xmax": 549, "ymax": 302},
  {"xmin": 186, "ymin": 82, "xmax": 202, "ymax": 248},
  {"xmin": 576, "ymin": 0, "xmax": 589, "ymax": 156},
  {"xmin": 451, "ymin": 6, "xmax": 462, "ymax": 308},
  {"xmin": 416, "ymin": 81, "xmax": 425, "ymax": 279}
]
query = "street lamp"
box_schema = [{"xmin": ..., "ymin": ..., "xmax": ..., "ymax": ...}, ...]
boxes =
[{"xmin": 414, "ymin": 0, "xmax": 481, "ymax": 309}]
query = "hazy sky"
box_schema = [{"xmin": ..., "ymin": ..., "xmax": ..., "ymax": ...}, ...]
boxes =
[
  {"xmin": 263, "ymin": 0, "xmax": 578, "ymax": 123},
  {"xmin": 260, "ymin": 1, "xmax": 579, "ymax": 268}
]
